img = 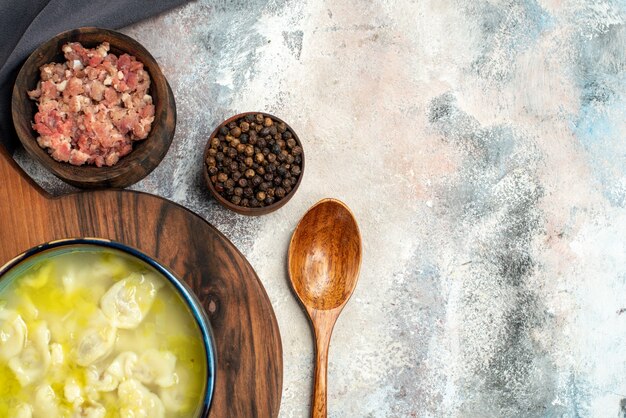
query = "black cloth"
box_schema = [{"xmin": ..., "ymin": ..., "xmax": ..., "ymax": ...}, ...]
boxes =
[{"xmin": 0, "ymin": 0, "xmax": 190, "ymax": 153}]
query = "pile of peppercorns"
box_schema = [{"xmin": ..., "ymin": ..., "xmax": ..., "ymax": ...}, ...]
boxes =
[{"xmin": 205, "ymin": 113, "xmax": 303, "ymax": 209}]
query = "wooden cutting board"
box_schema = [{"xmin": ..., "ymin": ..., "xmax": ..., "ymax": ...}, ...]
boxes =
[{"xmin": 0, "ymin": 145, "xmax": 283, "ymax": 417}]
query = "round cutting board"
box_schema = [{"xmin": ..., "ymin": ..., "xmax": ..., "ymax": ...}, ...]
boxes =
[{"xmin": 0, "ymin": 145, "xmax": 283, "ymax": 417}]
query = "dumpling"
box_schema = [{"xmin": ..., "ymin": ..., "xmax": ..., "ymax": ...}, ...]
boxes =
[
  {"xmin": 71, "ymin": 402, "xmax": 106, "ymax": 418},
  {"xmin": 100, "ymin": 272, "xmax": 163, "ymax": 329},
  {"xmin": 33, "ymin": 385, "xmax": 61, "ymax": 417},
  {"xmin": 8, "ymin": 322, "xmax": 51, "ymax": 386},
  {"xmin": 11, "ymin": 403, "xmax": 33, "ymax": 418},
  {"xmin": 0, "ymin": 309, "xmax": 27, "ymax": 360},
  {"xmin": 159, "ymin": 367, "xmax": 195, "ymax": 414},
  {"xmin": 64, "ymin": 377, "xmax": 84, "ymax": 406},
  {"xmin": 132, "ymin": 349, "xmax": 177, "ymax": 387},
  {"xmin": 118, "ymin": 379, "xmax": 165, "ymax": 418},
  {"xmin": 74, "ymin": 310, "xmax": 117, "ymax": 367},
  {"xmin": 85, "ymin": 365, "xmax": 118, "ymax": 393},
  {"xmin": 84, "ymin": 351, "xmax": 137, "ymax": 394}
]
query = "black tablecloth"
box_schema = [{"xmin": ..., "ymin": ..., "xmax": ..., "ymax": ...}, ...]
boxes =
[{"xmin": 0, "ymin": 0, "xmax": 190, "ymax": 153}]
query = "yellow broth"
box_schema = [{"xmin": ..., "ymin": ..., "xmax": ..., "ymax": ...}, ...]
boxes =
[{"xmin": 0, "ymin": 248, "xmax": 207, "ymax": 418}]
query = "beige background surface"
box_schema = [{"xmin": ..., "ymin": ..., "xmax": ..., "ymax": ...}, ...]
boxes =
[{"xmin": 15, "ymin": 0, "xmax": 626, "ymax": 416}]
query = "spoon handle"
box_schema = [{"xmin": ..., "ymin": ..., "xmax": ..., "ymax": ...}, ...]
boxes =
[{"xmin": 312, "ymin": 317, "xmax": 335, "ymax": 418}]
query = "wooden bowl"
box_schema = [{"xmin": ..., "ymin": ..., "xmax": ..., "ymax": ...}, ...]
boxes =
[
  {"xmin": 203, "ymin": 112, "xmax": 305, "ymax": 216},
  {"xmin": 11, "ymin": 27, "xmax": 176, "ymax": 189}
]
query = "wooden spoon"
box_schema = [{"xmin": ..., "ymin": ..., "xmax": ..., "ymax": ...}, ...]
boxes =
[{"xmin": 288, "ymin": 198, "xmax": 362, "ymax": 418}]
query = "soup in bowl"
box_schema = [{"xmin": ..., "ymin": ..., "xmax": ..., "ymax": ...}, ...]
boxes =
[{"xmin": 0, "ymin": 239, "xmax": 215, "ymax": 417}]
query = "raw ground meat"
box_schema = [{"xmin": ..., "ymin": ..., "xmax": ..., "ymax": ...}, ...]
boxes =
[{"xmin": 28, "ymin": 42, "xmax": 154, "ymax": 167}]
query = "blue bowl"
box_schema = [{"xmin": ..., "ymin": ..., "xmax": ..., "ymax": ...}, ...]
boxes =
[{"xmin": 0, "ymin": 237, "xmax": 216, "ymax": 417}]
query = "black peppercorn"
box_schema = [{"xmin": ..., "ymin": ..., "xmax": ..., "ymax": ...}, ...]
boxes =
[{"xmin": 208, "ymin": 114, "xmax": 302, "ymax": 209}]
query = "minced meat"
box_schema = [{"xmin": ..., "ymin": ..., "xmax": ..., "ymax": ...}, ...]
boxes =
[{"xmin": 28, "ymin": 42, "xmax": 154, "ymax": 167}]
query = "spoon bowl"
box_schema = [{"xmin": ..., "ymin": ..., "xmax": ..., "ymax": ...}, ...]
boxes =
[{"xmin": 288, "ymin": 198, "xmax": 362, "ymax": 417}]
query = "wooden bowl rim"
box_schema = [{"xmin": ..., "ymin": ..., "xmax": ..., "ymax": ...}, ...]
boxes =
[
  {"xmin": 203, "ymin": 112, "xmax": 305, "ymax": 216},
  {"xmin": 11, "ymin": 27, "xmax": 175, "ymax": 189}
]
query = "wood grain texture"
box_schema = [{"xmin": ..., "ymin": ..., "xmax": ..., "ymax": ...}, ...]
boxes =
[
  {"xmin": 288, "ymin": 199, "xmax": 362, "ymax": 418},
  {"xmin": 0, "ymin": 145, "xmax": 283, "ymax": 417},
  {"xmin": 12, "ymin": 27, "xmax": 175, "ymax": 189}
]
